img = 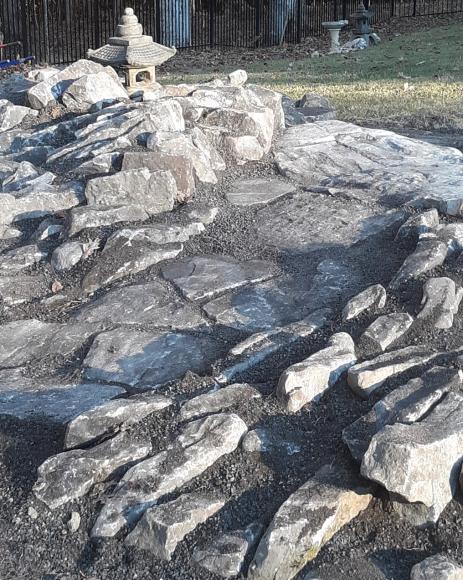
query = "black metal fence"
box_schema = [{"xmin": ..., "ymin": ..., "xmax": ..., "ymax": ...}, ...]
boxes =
[{"xmin": 1, "ymin": 0, "xmax": 462, "ymax": 65}]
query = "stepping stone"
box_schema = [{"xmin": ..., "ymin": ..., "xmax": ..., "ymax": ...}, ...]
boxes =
[
  {"xmin": 33, "ymin": 431, "xmax": 151, "ymax": 509},
  {"xmin": 92, "ymin": 413, "xmax": 247, "ymax": 538},
  {"xmin": 417, "ymin": 277, "xmax": 463, "ymax": 329},
  {"xmin": 395, "ymin": 209, "xmax": 439, "ymax": 242},
  {"xmin": 161, "ymin": 255, "xmax": 277, "ymax": 302},
  {"xmin": 83, "ymin": 328, "xmax": 222, "ymax": 388},
  {"xmin": 65, "ymin": 392, "xmax": 172, "ymax": 449},
  {"xmin": 389, "ymin": 236, "xmax": 448, "ymax": 289},
  {"xmin": 347, "ymin": 346, "xmax": 438, "ymax": 399},
  {"xmin": 72, "ymin": 281, "xmax": 206, "ymax": 329},
  {"xmin": 343, "ymin": 367, "xmax": 462, "ymax": 462},
  {"xmin": 193, "ymin": 522, "xmax": 264, "ymax": 578},
  {"xmin": 342, "ymin": 284, "xmax": 387, "ymax": 321},
  {"xmin": 0, "ymin": 319, "xmax": 97, "ymax": 368},
  {"xmin": 226, "ymin": 177, "xmax": 296, "ymax": 206},
  {"xmin": 0, "ymin": 244, "xmax": 48, "ymax": 273},
  {"xmin": 248, "ymin": 464, "xmax": 373, "ymax": 580},
  {"xmin": 125, "ymin": 493, "xmax": 225, "ymax": 560},
  {"xmin": 216, "ymin": 309, "xmax": 332, "ymax": 384},
  {"xmin": 203, "ymin": 277, "xmax": 313, "ymax": 333},
  {"xmin": 180, "ymin": 383, "xmax": 261, "ymax": 421},
  {"xmin": 68, "ymin": 205, "xmax": 149, "ymax": 236},
  {"xmin": 242, "ymin": 429, "xmax": 301, "ymax": 455},
  {"xmin": 277, "ymin": 333, "xmax": 356, "ymax": 413},
  {"xmin": 411, "ymin": 554, "xmax": 463, "ymax": 580},
  {"xmin": 361, "ymin": 393, "xmax": 463, "ymax": 520},
  {"xmin": 359, "ymin": 312, "xmax": 414, "ymax": 355},
  {"xmin": 0, "ymin": 273, "xmax": 50, "ymax": 306}
]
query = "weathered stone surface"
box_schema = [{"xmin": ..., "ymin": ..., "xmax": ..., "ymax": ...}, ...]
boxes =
[
  {"xmin": 359, "ymin": 312, "xmax": 414, "ymax": 355},
  {"xmin": 0, "ymin": 224, "xmax": 21, "ymax": 240},
  {"xmin": 395, "ymin": 209, "xmax": 439, "ymax": 241},
  {"xmin": 0, "ymin": 99, "xmax": 37, "ymax": 132},
  {"xmin": 180, "ymin": 383, "xmax": 261, "ymax": 421},
  {"xmin": 0, "ymin": 319, "xmax": 97, "ymax": 368},
  {"xmin": 342, "ymin": 284, "xmax": 387, "ymax": 321},
  {"xmin": 248, "ymin": 464, "xmax": 373, "ymax": 580},
  {"xmin": 104, "ymin": 222, "xmax": 204, "ymax": 250},
  {"xmin": 223, "ymin": 135, "xmax": 265, "ymax": 164},
  {"xmin": 194, "ymin": 522, "xmax": 264, "ymax": 578},
  {"xmin": 83, "ymin": 328, "xmax": 221, "ymax": 387},
  {"xmin": 389, "ymin": 236, "xmax": 448, "ymax": 289},
  {"xmin": 125, "ymin": 492, "xmax": 225, "ymax": 560},
  {"xmin": 277, "ymin": 333, "xmax": 356, "ymax": 413},
  {"xmin": 417, "ymin": 277, "xmax": 463, "ymax": 329},
  {"xmin": 0, "ymin": 273, "xmax": 49, "ymax": 306},
  {"xmin": 62, "ymin": 71, "xmax": 128, "ymax": 112},
  {"xmin": 228, "ymin": 70, "xmax": 248, "ymax": 86},
  {"xmin": 343, "ymin": 367, "xmax": 462, "ymax": 462},
  {"xmin": 226, "ymin": 177, "xmax": 296, "ymax": 206},
  {"xmin": 85, "ymin": 169, "xmax": 176, "ymax": 216},
  {"xmin": 361, "ymin": 393, "xmax": 463, "ymax": 517},
  {"xmin": 347, "ymin": 346, "xmax": 438, "ymax": 398},
  {"xmin": 242, "ymin": 429, "xmax": 301, "ymax": 455},
  {"xmin": 410, "ymin": 554, "xmax": 463, "ymax": 580},
  {"xmin": 217, "ymin": 309, "xmax": 332, "ymax": 384},
  {"xmin": 92, "ymin": 413, "xmax": 247, "ymax": 537},
  {"xmin": 437, "ymin": 223, "xmax": 463, "ymax": 254},
  {"xmin": 73, "ymin": 280, "xmax": 206, "ymax": 329},
  {"xmin": 33, "ymin": 431, "xmax": 151, "ymax": 509},
  {"xmin": 161, "ymin": 255, "xmax": 277, "ymax": 302},
  {"xmin": 51, "ymin": 241, "xmax": 83, "ymax": 272},
  {"xmin": 65, "ymin": 392, "xmax": 172, "ymax": 448},
  {"xmin": 68, "ymin": 205, "xmax": 149, "ymax": 236},
  {"xmin": 32, "ymin": 217, "xmax": 65, "ymax": 241},
  {"xmin": 77, "ymin": 152, "xmax": 122, "ymax": 176},
  {"xmin": 0, "ymin": 244, "xmax": 47, "ymax": 273}
]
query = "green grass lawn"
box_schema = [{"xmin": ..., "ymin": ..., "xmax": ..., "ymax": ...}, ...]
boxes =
[{"xmin": 163, "ymin": 23, "xmax": 463, "ymax": 129}]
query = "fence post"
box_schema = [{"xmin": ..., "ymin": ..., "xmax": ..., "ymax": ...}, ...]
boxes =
[
  {"xmin": 342, "ymin": 0, "xmax": 347, "ymax": 20},
  {"xmin": 155, "ymin": 0, "xmax": 161, "ymax": 43},
  {"xmin": 20, "ymin": 0, "xmax": 29, "ymax": 57},
  {"xmin": 296, "ymin": 0, "xmax": 302, "ymax": 44},
  {"xmin": 43, "ymin": 0, "xmax": 50, "ymax": 64},
  {"xmin": 255, "ymin": 0, "xmax": 261, "ymax": 47},
  {"xmin": 209, "ymin": 0, "xmax": 215, "ymax": 47},
  {"xmin": 413, "ymin": 0, "xmax": 417, "ymax": 16},
  {"xmin": 391, "ymin": 0, "xmax": 395, "ymax": 17},
  {"xmin": 334, "ymin": 0, "xmax": 338, "ymax": 21}
]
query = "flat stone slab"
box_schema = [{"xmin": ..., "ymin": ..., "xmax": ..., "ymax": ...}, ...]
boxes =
[
  {"xmin": 83, "ymin": 328, "xmax": 222, "ymax": 387},
  {"xmin": 248, "ymin": 464, "xmax": 373, "ymax": 580},
  {"xmin": 277, "ymin": 333, "xmax": 356, "ymax": 413},
  {"xmin": 33, "ymin": 431, "xmax": 151, "ymax": 509},
  {"xmin": 347, "ymin": 345, "xmax": 438, "ymax": 399},
  {"xmin": 68, "ymin": 205, "xmax": 149, "ymax": 236},
  {"xmin": 411, "ymin": 554, "xmax": 463, "ymax": 580},
  {"xmin": 180, "ymin": 383, "xmax": 261, "ymax": 421},
  {"xmin": 92, "ymin": 413, "xmax": 247, "ymax": 538},
  {"xmin": 417, "ymin": 277, "xmax": 463, "ymax": 329},
  {"xmin": 396, "ymin": 209, "xmax": 439, "ymax": 242},
  {"xmin": 342, "ymin": 284, "xmax": 387, "ymax": 321},
  {"xmin": 226, "ymin": 177, "xmax": 296, "ymax": 206},
  {"xmin": 161, "ymin": 255, "xmax": 277, "ymax": 302},
  {"xmin": 72, "ymin": 281, "xmax": 207, "ymax": 330},
  {"xmin": 359, "ymin": 312, "xmax": 414, "ymax": 355},
  {"xmin": 0, "ymin": 244, "xmax": 48, "ymax": 273},
  {"xmin": 242, "ymin": 429, "xmax": 301, "ymax": 455},
  {"xmin": 125, "ymin": 492, "xmax": 225, "ymax": 560},
  {"xmin": 65, "ymin": 392, "xmax": 173, "ymax": 448}
]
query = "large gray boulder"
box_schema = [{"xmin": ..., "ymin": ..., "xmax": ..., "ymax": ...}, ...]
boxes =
[
  {"xmin": 62, "ymin": 71, "xmax": 128, "ymax": 112},
  {"xmin": 0, "ymin": 99, "xmax": 38, "ymax": 132},
  {"xmin": 417, "ymin": 277, "xmax": 463, "ymax": 329},
  {"xmin": 359, "ymin": 312, "xmax": 414, "ymax": 355},
  {"xmin": 342, "ymin": 284, "xmax": 387, "ymax": 321},
  {"xmin": 410, "ymin": 554, "xmax": 463, "ymax": 580}
]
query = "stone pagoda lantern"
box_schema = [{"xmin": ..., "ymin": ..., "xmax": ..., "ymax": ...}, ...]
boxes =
[
  {"xmin": 88, "ymin": 7, "xmax": 176, "ymax": 94},
  {"xmin": 350, "ymin": 1, "xmax": 377, "ymax": 45}
]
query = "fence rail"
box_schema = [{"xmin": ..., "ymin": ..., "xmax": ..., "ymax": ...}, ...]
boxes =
[{"xmin": 1, "ymin": 0, "xmax": 462, "ymax": 65}]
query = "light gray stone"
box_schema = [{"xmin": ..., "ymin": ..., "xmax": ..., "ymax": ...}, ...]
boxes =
[
  {"xmin": 417, "ymin": 277, "xmax": 463, "ymax": 329},
  {"xmin": 68, "ymin": 205, "xmax": 149, "ymax": 236},
  {"xmin": 242, "ymin": 429, "xmax": 301, "ymax": 455},
  {"xmin": 32, "ymin": 217, "xmax": 65, "ymax": 241},
  {"xmin": 0, "ymin": 99, "xmax": 37, "ymax": 132},
  {"xmin": 359, "ymin": 312, "xmax": 414, "ymax": 355},
  {"xmin": 72, "ymin": 281, "xmax": 206, "ymax": 329},
  {"xmin": 361, "ymin": 393, "xmax": 463, "ymax": 518},
  {"xmin": 342, "ymin": 284, "xmax": 387, "ymax": 321},
  {"xmin": 33, "ymin": 431, "xmax": 151, "ymax": 509},
  {"xmin": 0, "ymin": 273, "xmax": 49, "ymax": 306},
  {"xmin": 226, "ymin": 177, "xmax": 296, "ymax": 206},
  {"xmin": 437, "ymin": 223, "xmax": 463, "ymax": 254},
  {"xmin": 277, "ymin": 333, "xmax": 356, "ymax": 413},
  {"xmin": 51, "ymin": 241, "xmax": 83, "ymax": 272},
  {"xmin": 104, "ymin": 222, "xmax": 204, "ymax": 250},
  {"xmin": 65, "ymin": 392, "xmax": 172, "ymax": 448},
  {"xmin": 347, "ymin": 346, "xmax": 438, "ymax": 398},
  {"xmin": 180, "ymin": 383, "xmax": 261, "ymax": 421},
  {"xmin": 83, "ymin": 327, "xmax": 222, "ymax": 387},
  {"xmin": 228, "ymin": 70, "xmax": 248, "ymax": 86},
  {"xmin": 125, "ymin": 492, "xmax": 225, "ymax": 560},
  {"xmin": 410, "ymin": 554, "xmax": 463, "ymax": 580},
  {"xmin": 0, "ymin": 224, "xmax": 21, "ymax": 240},
  {"xmin": 62, "ymin": 71, "xmax": 128, "ymax": 112},
  {"xmin": 161, "ymin": 255, "xmax": 277, "ymax": 302},
  {"xmin": 248, "ymin": 464, "xmax": 373, "ymax": 580},
  {"xmin": 193, "ymin": 522, "xmax": 264, "ymax": 578},
  {"xmin": 92, "ymin": 413, "xmax": 247, "ymax": 537},
  {"xmin": 77, "ymin": 152, "xmax": 122, "ymax": 176},
  {"xmin": 395, "ymin": 209, "xmax": 439, "ymax": 241},
  {"xmin": 0, "ymin": 244, "xmax": 48, "ymax": 273}
]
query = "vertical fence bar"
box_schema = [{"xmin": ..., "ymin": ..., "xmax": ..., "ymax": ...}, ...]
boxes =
[
  {"xmin": 296, "ymin": 0, "xmax": 302, "ymax": 43},
  {"xmin": 209, "ymin": 0, "xmax": 215, "ymax": 47},
  {"xmin": 255, "ymin": 0, "xmax": 261, "ymax": 46},
  {"xmin": 43, "ymin": 0, "xmax": 50, "ymax": 63}
]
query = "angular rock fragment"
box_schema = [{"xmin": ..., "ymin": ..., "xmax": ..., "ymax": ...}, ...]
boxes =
[
  {"xmin": 104, "ymin": 222, "xmax": 204, "ymax": 249},
  {"xmin": 33, "ymin": 431, "xmax": 151, "ymax": 509},
  {"xmin": 76, "ymin": 151, "xmax": 122, "ymax": 176},
  {"xmin": 180, "ymin": 383, "xmax": 261, "ymax": 421},
  {"xmin": 359, "ymin": 312, "xmax": 413, "ymax": 355},
  {"xmin": 226, "ymin": 177, "xmax": 296, "ymax": 207},
  {"xmin": 32, "ymin": 217, "xmax": 65, "ymax": 241},
  {"xmin": 65, "ymin": 392, "xmax": 172, "ymax": 448},
  {"xmin": 343, "ymin": 367, "xmax": 462, "ymax": 462},
  {"xmin": 342, "ymin": 284, "xmax": 387, "ymax": 321},
  {"xmin": 161, "ymin": 255, "xmax": 277, "ymax": 302},
  {"xmin": 347, "ymin": 346, "xmax": 438, "ymax": 398},
  {"xmin": 83, "ymin": 328, "xmax": 221, "ymax": 387},
  {"xmin": 410, "ymin": 554, "xmax": 463, "ymax": 580},
  {"xmin": 228, "ymin": 69, "xmax": 248, "ymax": 86},
  {"xmin": 125, "ymin": 492, "xmax": 225, "ymax": 560},
  {"xmin": 92, "ymin": 413, "xmax": 247, "ymax": 537},
  {"xmin": 437, "ymin": 223, "xmax": 463, "ymax": 254},
  {"xmin": 395, "ymin": 209, "xmax": 439, "ymax": 241},
  {"xmin": 51, "ymin": 241, "xmax": 83, "ymax": 272},
  {"xmin": 62, "ymin": 71, "xmax": 128, "ymax": 112},
  {"xmin": 417, "ymin": 277, "xmax": 463, "ymax": 329},
  {"xmin": 223, "ymin": 135, "xmax": 265, "ymax": 164},
  {"xmin": 248, "ymin": 464, "xmax": 373, "ymax": 580},
  {"xmin": 361, "ymin": 393, "xmax": 463, "ymax": 518},
  {"xmin": 68, "ymin": 205, "xmax": 149, "ymax": 236},
  {"xmin": 277, "ymin": 333, "xmax": 356, "ymax": 413},
  {"xmin": 193, "ymin": 522, "xmax": 264, "ymax": 578},
  {"xmin": 0, "ymin": 244, "xmax": 47, "ymax": 273},
  {"xmin": 0, "ymin": 99, "xmax": 38, "ymax": 132}
]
